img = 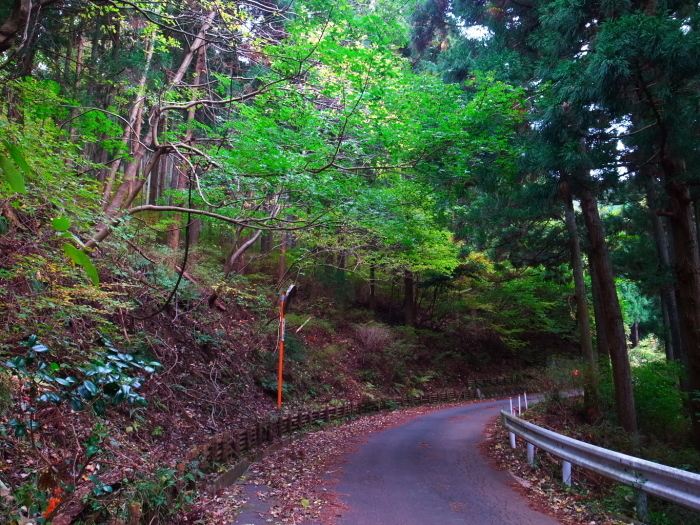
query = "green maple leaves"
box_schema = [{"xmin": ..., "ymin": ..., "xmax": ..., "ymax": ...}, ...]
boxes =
[{"xmin": 1, "ymin": 141, "xmax": 100, "ymax": 286}]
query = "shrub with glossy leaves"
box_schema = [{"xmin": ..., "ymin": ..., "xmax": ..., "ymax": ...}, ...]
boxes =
[{"xmin": 5, "ymin": 335, "xmax": 161, "ymax": 437}]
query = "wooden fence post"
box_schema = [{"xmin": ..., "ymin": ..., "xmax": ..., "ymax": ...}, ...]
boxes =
[
  {"xmin": 247, "ymin": 427, "xmax": 254, "ymax": 451},
  {"xmin": 233, "ymin": 431, "xmax": 241, "ymax": 457}
]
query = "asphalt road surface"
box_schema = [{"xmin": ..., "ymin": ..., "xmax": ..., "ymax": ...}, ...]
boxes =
[{"xmin": 331, "ymin": 398, "xmax": 560, "ymax": 525}]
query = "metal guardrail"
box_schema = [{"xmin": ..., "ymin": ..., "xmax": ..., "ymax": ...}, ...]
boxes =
[{"xmin": 501, "ymin": 410, "xmax": 700, "ymax": 513}]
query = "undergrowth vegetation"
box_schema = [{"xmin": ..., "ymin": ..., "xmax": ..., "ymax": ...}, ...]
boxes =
[
  {"xmin": 599, "ymin": 344, "xmax": 689, "ymax": 443},
  {"xmin": 513, "ymin": 341, "xmax": 700, "ymax": 525}
]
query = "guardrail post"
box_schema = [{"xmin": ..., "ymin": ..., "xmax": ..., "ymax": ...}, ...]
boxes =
[
  {"xmin": 510, "ymin": 431, "xmax": 516, "ymax": 449},
  {"xmin": 562, "ymin": 460, "xmax": 572, "ymax": 486},
  {"xmin": 501, "ymin": 409, "xmax": 700, "ymax": 511},
  {"xmin": 527, "ymin": 442, "xmax": 535, "ymax": 465},
  {"xmin": 636, "ymin": 491, "xmax": 648, "ymax": 522}
]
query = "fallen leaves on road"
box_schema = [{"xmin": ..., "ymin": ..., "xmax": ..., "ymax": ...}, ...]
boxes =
[
  {"xmin": 191, "ymin": 398, "xmax": 637, "ymax": 525},
  {"xmin": 189, "ymin": 401, "xmax": 472, "ymax": 524}
]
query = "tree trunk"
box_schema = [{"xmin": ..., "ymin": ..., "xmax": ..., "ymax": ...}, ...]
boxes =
[
  {"xmin": 561, "ymin": 181, "xmax": 596, "ymax": 369},
  {"xmin": 148, "ymin": 155, "xmax": 162, "ymax": 205},
  {"xmin": 101, "ymin": 27, "xmax": 156, "ymax": 206},
  {"xmin": 85, "ymin": 149, "xmax": 164, "ymax": 250},
  {"xmin": 187, "ymin": 218, "xmax": 202, "ymax": 246},
  {"xmin": 579, "ymin": 190, "xmax": 637, "ymax": 433},
  {"xmin": 369, "ymin": 264, "xmax": 377, "ymax": 311},
  {"xmin": 664, "ymin": 177, "xmax": 700, "ymax": 447},
  {"xmin": 337, "ymin": 250, "xmax": 348, "ymax": 317},
  {"xmin": 646, "ymin": 180, "xmax": 684, "ymax": 362},
  {"xmin": 0, "ymin": 0, "xmax": 29, "ymax": 51},
  {"xmin": 560, "ymin": 179, "xmax": 597, "ymax": 408},
  {"xmin": 404, "ymin": 270, "xmax": 415, "ymax": 327},
  {"xmin": 630, "ymin": 322, "xmax": 639, "ymax": 348},
  {"xmin": 260, "ymin": 232, "xmax": 272, "ymax": 254},
  {"xmin": 97, "ymin": 12, "xmax": 214, "ymax": 225},
  {"xmin": 224, "ymin": 230, "xmax": 262, "ymax": 276},
  {"xmin": 165, "ymin": 165, "xmax": 187, "ymax": 250},
  {"xmin": 588, "ymin": 254, "xmax": 610, "ymax": 358},
  {"xmin": 68, "ymin": 34, "xmax": 85, "ymax": 144},
  {"xmin": 277, "ymin": 231, "xmax": 287, "ymax": 284},
  {"xmin": 165, "ymin": 43, "xmax": 206, "ymax": 250}
]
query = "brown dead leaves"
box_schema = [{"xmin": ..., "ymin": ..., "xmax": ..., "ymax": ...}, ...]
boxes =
[
  {"xmin": 482, "ymin": 417, "xmax": 633, "ymax": 525},
  {"xmin": 189, "ymin": 402, "xmax": 466, "ymax": 524}
]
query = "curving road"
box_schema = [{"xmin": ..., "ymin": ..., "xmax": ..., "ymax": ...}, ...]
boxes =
[{"xmin": 330, "ymin": 398, "xmax": 560, "ymax": 525}]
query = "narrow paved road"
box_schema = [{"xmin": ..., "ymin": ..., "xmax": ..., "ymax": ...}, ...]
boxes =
[{"xmin": 330, "ymin": 399, "xmax": 560, "ymax": 525}]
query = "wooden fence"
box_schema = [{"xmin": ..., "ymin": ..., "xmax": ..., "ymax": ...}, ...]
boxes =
[{"xmin": 186, "ymin": 376, "xmax": 522, "ymax": 467}]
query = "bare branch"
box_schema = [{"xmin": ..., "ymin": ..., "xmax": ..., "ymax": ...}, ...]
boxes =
[
  {"xmin": 616, "ymin": 122, "xmax": 657, "ymax": 138},
  {"xmin": 127, "ymin": 205, "xmax": 317, "ymax": 230},
  {"xmin": 158, "ymin": 76, "xmax": 291, "ymax": 112}
]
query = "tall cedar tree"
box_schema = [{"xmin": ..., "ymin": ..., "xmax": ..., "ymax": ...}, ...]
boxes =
[{"xmin": 414, "ymin": 0, "xmax": 700, "ymax": 443}]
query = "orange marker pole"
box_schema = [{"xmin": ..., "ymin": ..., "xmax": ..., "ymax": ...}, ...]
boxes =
[{"xmin": 277, "ymin": 293, "xmax": 286, "ymax": 408}]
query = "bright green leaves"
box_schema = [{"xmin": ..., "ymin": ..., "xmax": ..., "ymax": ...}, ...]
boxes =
[
  {"xmin": 3, "ymin": 140, "xmax": 32, "ymax": 174},
  {"xmin": 212, "ymin": 2, "xmax": 523, "ymax": 280},
  {"xmin": 46, "ymin": 216, "xmax": 101, "ymax": 286},
  {"xmin": 62, "ymin": 243, "xmax": 100, "ymax": 286},
  {"xmin": 0, "ymin": 141, "xmax": 30, "ymax": 194},
  {"xmin": 0, "ymin": 137, "xmax": 100, "ymax": 282},
  {"xmin": 51, "ymin": 217, "xmax": 71, "ymax": 231}
]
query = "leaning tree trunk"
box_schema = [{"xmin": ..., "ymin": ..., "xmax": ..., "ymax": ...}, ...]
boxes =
[
  {"xmin": 579, "ymin": 190, "xmax": 637, "ymax": 433},
  {"xmin": 95, "ymin": 12, "xmax": 215, "ymax": 235},
  {"xmin": 560, "ymin": 179, "xmax": 597, "ymax": 407},
  {"xmin": 0, "ymin": 0, "xmax": 32, "ymax": 52},
  {"xmin": 0, "ymin": 0, "xmax": 59, "ymax": 53},
  {"xmin": 101, "ymin": 27, "xmax": 156, "ymax": 206},
  {"xmin": 224, "ymin": 230, "xmax": 262, "ymax": 276}
]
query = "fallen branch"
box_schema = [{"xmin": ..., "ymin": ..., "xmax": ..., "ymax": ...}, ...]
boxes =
[{"xmin": 174, "ymin": 265, "xmax": 227, "ymax": 311}]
